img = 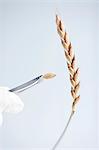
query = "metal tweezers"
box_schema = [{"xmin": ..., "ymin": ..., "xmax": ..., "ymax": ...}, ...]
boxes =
[{"xmin": 9, "ymin": 75, "xmax": 43, "ymax": 93}]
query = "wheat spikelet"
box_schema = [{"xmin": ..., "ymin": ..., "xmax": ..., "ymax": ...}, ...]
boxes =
[
  {"xmin": 56, "ymin": 15, "xmax": 80, "ymax": 112},
  {"xmin": 52, "ymin": 15, "xmax": 80, "ymax": 150}
]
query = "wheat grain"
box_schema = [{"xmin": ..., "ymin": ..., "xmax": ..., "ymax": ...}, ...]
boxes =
[{"xmin": 43, "ymin": 73, "xmax": 56, "ymax": 79}]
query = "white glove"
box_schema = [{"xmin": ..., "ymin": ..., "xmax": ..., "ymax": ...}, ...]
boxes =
[{"xmin": 0, "ymin": 87, "xmax": 24, "ymax": 126}]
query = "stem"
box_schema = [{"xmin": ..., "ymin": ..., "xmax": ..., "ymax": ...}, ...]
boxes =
[{"xmin": 52, "ymin": 110, "xmax": 74, "ymax": 150}]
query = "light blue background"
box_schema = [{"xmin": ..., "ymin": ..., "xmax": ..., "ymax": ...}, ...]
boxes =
[{"xmin": 0, "ymin": 0, "xmax": 98, "ymax": 149}]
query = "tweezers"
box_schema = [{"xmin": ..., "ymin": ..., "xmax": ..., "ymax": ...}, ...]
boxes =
[{"xmin": 9, "ymin": 75, "xmax": 43, "ymax": 93}]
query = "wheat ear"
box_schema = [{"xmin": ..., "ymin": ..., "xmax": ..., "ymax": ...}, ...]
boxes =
[{"xmin": 52, "ymin": 15, "xmax": 80, "ymax": 150}]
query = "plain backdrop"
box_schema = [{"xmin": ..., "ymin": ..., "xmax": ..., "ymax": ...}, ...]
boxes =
[{"xmin": 0, "ymin": 0, "xmax": 98, "ymax": 149}]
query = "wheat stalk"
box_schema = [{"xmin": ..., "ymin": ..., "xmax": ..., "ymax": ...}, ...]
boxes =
[{"xmin": 52, "ymin": 15, "xmax": 80, "ymax": 150}]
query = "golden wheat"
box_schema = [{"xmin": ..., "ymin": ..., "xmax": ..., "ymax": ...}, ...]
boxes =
[
  {"xmin": 52, "ymin": 15, "xmax": 80, "ymax": 150},
  {"xmin": 56, "ymin": 15, "xmax": 80, "ymax": 112}
]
